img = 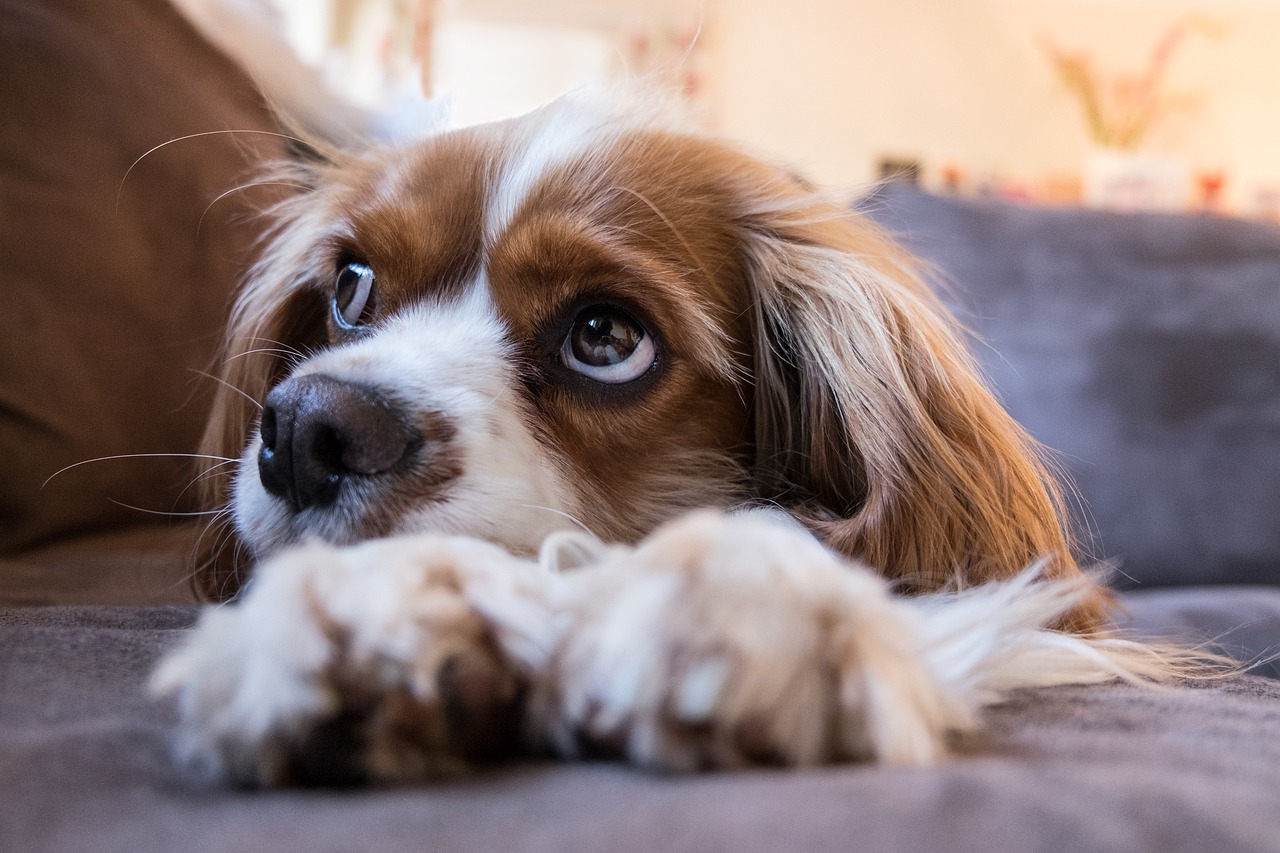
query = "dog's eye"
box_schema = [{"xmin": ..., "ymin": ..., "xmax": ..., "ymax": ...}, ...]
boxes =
[
  {"xmin": 561, "ymin": 306, "xmax": 656, "ymax": 383},
  {"xmin": 333, "ymin": 262, "xmax": 377, "ymax": 329}
]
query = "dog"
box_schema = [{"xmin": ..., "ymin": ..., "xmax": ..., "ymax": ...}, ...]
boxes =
[{"xmin": 150, "ymin": 81, "xmax": 1198, "ymax": 785}]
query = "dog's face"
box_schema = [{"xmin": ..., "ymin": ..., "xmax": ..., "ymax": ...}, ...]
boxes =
[
  {"xmin": 228, "ymin": 100, "xmax": 767, "ymax": 564},
  {"xmin": 201, "ymin": 93, "xmax": 1089, "ymax": 623}
]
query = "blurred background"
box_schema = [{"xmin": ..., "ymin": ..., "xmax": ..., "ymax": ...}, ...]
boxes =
[{"xmin": 269, "ymin": 0, "xmax": 1280, "ymax": 217}]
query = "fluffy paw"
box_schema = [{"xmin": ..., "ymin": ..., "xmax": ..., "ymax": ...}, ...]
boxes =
[
  {"xmin": 538, "ymin": 512, "xmax": 973, "ymax": 770},
  {"xmin": 151, "ymin": 536, "xmax": 556, "ymax": 786}
]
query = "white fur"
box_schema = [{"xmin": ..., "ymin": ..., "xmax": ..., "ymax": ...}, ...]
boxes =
[
  {"xmin": 484, "ymin": 99, "xmax": 606, "ymax": 242},
  {"xmin": 483, "ymin": 87, "xmax": 696, "ymax": 242},
  {"xmin": 155, "ymin": 512, "xmax": 1181, "ymax": 782},
  {"xmin": 152, "ymin": 534, "xmax": 557, "ymax": 783},
  {"xmin": 232, "ymin": 281, "xmax": 577, "ymax": 559}
]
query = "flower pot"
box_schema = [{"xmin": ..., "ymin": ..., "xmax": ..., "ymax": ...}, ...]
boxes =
[{"xmin": 1083, "ymin": 148, "xmax": 1189, "ymax": 211}]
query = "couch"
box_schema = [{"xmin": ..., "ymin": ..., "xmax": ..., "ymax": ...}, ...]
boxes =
[{"xmin": 3, "ymin": 2, "xmax": 1279, "ymax": 851}]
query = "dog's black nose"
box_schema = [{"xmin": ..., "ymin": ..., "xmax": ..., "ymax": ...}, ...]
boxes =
[{"xmin": 258, "ymin": 374, "xmax": 418, "ymax": 511}]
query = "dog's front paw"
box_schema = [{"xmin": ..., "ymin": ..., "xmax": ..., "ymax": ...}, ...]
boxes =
[
  {"xmin": 151, "ymin": 536, "xmax": 555, "ymax": 786},
  {"xmin": 541, "ymin": 512, "xmax": 970, "ymax": 771}
]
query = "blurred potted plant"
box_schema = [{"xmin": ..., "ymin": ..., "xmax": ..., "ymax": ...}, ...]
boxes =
[{"xmin": 1043, "ymin": 16, "xmax": 1224, "ymax": 210}]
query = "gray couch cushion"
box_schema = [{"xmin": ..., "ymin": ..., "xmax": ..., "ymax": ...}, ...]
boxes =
[
  {"xmin": 2, "ymin": 594, "xmax": 1279, "ymax": 853},
  {"xmin": 870, "ymin": 186, "xmax": 1280, "ymax": 588}
]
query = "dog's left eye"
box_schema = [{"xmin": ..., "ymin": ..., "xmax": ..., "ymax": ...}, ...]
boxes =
[
  {"xmin": 333, "ymin": 262, "xmax": 377, "ymax": 329},
  {"xmin": 561, "ymin": 306, "xmax": 656, "ymax": 383}
]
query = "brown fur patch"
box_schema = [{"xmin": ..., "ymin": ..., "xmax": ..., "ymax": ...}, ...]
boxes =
[
  {"xmin": 484, "ymin": 131, "xmax": 763, "ymax": 542},
  {"xmin": 327, "ymin": 129, "xmax": 499, "ymax": 308},
  {"xmin": 195, "ymin": 102, "xmax": 1104, "ymax": 629}
]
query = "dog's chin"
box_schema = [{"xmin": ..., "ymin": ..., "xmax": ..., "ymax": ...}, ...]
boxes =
[{"xmin": 230, "ymin": 448, "xmax": 374, "ymax": 559}]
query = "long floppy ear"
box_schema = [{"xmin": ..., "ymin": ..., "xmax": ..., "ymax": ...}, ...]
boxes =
[
  {"xmin": 738, "ymin": 179, "xmax": 1107, "ymax": 631},
  {"xmin": 192, "ymin": 166, "xmax": 335, "ymax": 601}
]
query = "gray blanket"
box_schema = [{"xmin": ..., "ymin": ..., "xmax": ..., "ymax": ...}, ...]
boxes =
[{"xmin": 3, "ymin": 589, "xmax": 1279, "ymax": 853}]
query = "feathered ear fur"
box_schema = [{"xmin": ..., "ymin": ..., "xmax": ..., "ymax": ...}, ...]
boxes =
[
  {"xmin": 737, "ymin": 178, "xmax": 1108, "ymax": 631},
  {"xmin": 193, "ymin": 157, "xmax": 339, "ymax": 602}
]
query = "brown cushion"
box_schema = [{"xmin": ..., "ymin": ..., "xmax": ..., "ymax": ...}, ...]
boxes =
[{"xmin": 0, "ymin": 0, "xmax": 284, "ymax": 551}]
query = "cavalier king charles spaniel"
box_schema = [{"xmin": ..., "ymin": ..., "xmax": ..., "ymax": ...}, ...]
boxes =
[{"xmin": 153, "ymin": 89, "xmax": 1187, "ymax": 787}]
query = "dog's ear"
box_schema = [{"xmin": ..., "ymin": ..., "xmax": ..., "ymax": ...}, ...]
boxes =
[
  {"xmin": 737, "ymin": 177, "xmax": 1106, "ymax": 629},
  {"xmin": 193, "ymin": 192, "xmax": 332, "ymax": 602}
]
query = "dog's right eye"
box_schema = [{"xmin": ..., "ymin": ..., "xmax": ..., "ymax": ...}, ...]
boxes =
[
  {"xmin": 333, "ymin": 262, "xmax": 377, "ymax": 329},
  {"xmin": 561, "ymin": 306, "xmax": 656, "ymax": 384}
]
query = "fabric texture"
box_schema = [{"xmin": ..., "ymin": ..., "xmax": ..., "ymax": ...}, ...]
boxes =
[
  {"xmin": 0, "ymin": 0, "xmax": 282, "ymax": 553},
  {"xmin": 868, "ymin": 185, "xmax": 1280, "ymax": 588},
  {"xmin": 0, "ymin": 524, "xmax": 201, "ymax": 606},
  {"xmin": 2, "ymin": 595, "xmax": 1279, "ymax": 853}
]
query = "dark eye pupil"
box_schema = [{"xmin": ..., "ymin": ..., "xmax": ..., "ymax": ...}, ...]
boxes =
[
  {"xmin": 335, "ymin": 267, "xmax": 359, "ymax": 307},
  {"xmin": 571, "ymin": 310, "xmax": 643, "ymax": 367},
  {"xmin": 334, "ymin": 262, "xmax": 375, "ymax": 328}
]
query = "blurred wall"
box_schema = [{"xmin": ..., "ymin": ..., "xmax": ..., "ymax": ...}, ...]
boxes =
[
  {"xmin": 274, "ymin": 0, "xmax": 1280, "ymax": 210},
  {"xmin": 706, "ymin": 0, "xmax": 1280, "ymax": 207}
]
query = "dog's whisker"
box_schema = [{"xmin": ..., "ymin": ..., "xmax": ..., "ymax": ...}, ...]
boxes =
[
  {"xmin": 151, "ymin": 532, "xmax": 218, "ymax": 601},
  {"xmin": 171, "ymin": 510, "xmax": 238, "ymax": 600},
  {"xmin": 174, "ymin": 459, "xmax": 240, "ymax": 505},
  {"xmin": 190, "ymin": 368, "xmax": 263, "ymax": 411},
  {"xmin": 246, "ymin": 334, "xmax": 306, "ymax": 352},
  {"xmin": 194, "ymin": 458, "xmax": 239, "ymax": 479},
  {"xmin": 519, "ymin": 504, "xmax": 597, "ymax": 537},
  {"xmin": 106, "ymin": 498, "xmax": 226, "ymax": 518},
  {"xmin": 116, "ymin": 130, "xmax": 333, "ymax": 214},
  {"xmin": 196, "ymin": 181, "xmax": 311, "ymax": 239},
  {"xmin": 226, "ymin": 534, "xmax": 251, "ymax": 601},
  {"xmin": 236, "ymin": 337, "xmax": 307, "ymax": 361},
  {"xmin": 190, "ymin": 510, "xmax": 241, "ymax": 597},
  {"xmin": 225, "ymin": 346, "xmax": 304, "ymax": 363},
  {"xmin": 43, "ymin": 453, "xmax": 238, "ymax": 489}
]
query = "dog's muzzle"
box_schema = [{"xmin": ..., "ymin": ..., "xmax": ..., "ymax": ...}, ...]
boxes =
[{"xmin": 257, "ymin": 374, "xmax": 419, "ymax": 512}]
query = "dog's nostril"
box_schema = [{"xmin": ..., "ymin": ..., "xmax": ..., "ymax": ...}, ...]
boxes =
[
  {"xmin": 257, "ymin": 374, "xmax": 418, "ymax": 513},
  {"xmin": 259, "ymin": 406, "xmax": 278, "ymax": 450},
  {"xmin": 304, "ymin": 426, "xmax": 347, "ymax": 508},
  {"xmin": 311, "ymin": 425, "xmax": 346, "ymax": 473}
]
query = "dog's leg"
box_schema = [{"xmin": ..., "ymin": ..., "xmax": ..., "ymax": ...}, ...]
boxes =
[
  {"xmin": 537, "ymin": 511, "xmax": 1177, "ymax": 771},
  {"xmin": 151, "ymin": 535, "xmax": 559, "ymax": 786}
]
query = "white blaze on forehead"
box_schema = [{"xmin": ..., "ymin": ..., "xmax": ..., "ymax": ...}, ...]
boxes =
[
  {"xmin": 484, "ymin": 100, "xmax": 609, "ymax": 243},
  {"xmin": 481, "ymin": 87, "xmax": 705, "ymax": 243}
]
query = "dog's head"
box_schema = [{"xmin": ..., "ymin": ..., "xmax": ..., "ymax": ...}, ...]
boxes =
[{"xmin": 197, "ymin": 92, "xmax": 1095, "ymax": 625}]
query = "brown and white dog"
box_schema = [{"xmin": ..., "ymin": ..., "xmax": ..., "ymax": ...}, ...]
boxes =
[{"xmin": 152, "ymin": 82, "xmax": 1190, "ymax": 784}]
